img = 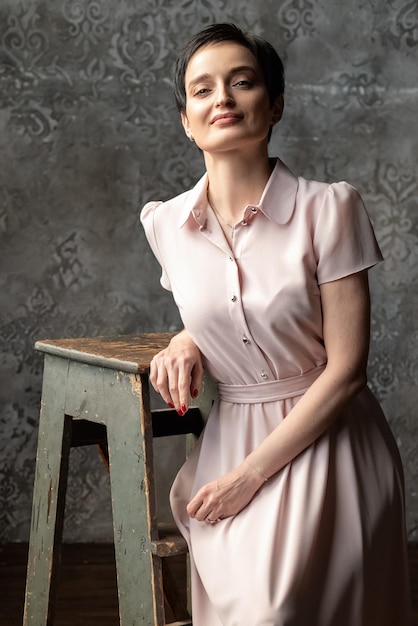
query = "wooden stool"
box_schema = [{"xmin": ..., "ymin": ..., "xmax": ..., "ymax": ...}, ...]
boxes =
[{"xmin": 23, "ymin": 333, "xmax": 213, "ymax": 626}]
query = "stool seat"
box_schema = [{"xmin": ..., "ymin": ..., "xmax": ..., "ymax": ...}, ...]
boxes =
[
  {"xmin": 34, "ymin": 333, "xmax": 176, "ymax": 373},
  {"xmin": 23, "ymin": 333, "xmax": 212, "ymax": 626}
]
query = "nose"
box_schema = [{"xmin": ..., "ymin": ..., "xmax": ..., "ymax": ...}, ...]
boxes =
[{"xmin": 215, "ymin": 83, "xmax": 234, "ymax": 107}]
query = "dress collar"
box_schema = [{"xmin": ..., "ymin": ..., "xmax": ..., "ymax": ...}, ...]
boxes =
[
  {"xmin": 178, "ymin": 158, "xmax": 298, "ymax": 229},
  {"xmin": 178, "ymin": 171, "xmax": 209, "ymax": 229}
]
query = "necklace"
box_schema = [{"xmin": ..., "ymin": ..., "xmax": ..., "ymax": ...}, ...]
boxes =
[{"xmin": 208, "ymin": 193, "xmax": 234, "ymax": 230}]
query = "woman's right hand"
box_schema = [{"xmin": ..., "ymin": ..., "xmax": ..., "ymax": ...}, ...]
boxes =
[{"xmin": 149, "ymin": 329, "xmax": 203, "ymax": 415}]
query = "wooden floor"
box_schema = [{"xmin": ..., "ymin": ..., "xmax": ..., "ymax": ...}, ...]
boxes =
[
  {"xmin": 0, "ymin": 543, "xmax": 187, "ymax": 626},
  {"xmin": 2, "ymin": 542, "xmax": 417, "ymax": 625}
]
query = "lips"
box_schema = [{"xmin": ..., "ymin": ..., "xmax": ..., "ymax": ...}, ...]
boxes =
[{"xmin": 211, "ymin": 113, "xmax": 243, "ymax": 124}]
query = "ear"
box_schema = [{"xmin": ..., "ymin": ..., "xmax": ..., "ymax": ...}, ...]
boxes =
[
  {"xmin": 270, "ymin": 94, "xmax": 284, "ymax": 126},
  {"xmin": 181, "ymin": 111, "xmax": 193, "ymax": 141}
]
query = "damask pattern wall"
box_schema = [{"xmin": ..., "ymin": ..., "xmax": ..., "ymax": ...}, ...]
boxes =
[{"xmin": 0, "ymin": 0, "xmax": 417, "ymax": 542}]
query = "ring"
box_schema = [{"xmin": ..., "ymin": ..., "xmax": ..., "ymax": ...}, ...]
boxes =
[{"xmin": 207, "ymin": 517, "xmax": 221, "ymax": 524}]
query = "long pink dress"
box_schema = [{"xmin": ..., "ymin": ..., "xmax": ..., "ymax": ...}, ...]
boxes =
[{"xmin": 141, "ymin": 159, "xmax": 412, "ymax": 626}]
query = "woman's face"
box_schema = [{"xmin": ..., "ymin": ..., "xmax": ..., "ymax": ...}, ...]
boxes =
[{"xmin": 181, "ymin": 42, "xmax": 283, "ymax": 155}]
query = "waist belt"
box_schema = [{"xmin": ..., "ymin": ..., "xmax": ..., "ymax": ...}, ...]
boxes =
[{"xmin": 217, "ymin": 365, "xmax": 325, "ymax": 404}]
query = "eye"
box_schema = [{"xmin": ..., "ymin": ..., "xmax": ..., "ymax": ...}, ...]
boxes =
[
  {"xmin": 193, "ymin": 87, "xmax": 210, "ymax": 97},
  {"xmin": 233, "ymin": 80, "xmax": 252, "ymax": 88}
]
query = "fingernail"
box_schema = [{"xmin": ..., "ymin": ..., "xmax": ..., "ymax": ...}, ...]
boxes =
[
  {"xmin": 177, "ymin": 409, "xmax": 184, "ymax": 416},
  {"xmin": 168, "ymin": 402, "xmax": 174, "ymax": 408},
  {"xmin": 192, "ymin": 389, "xmax": 199, "ymax": 399},
  {"xmin": 181, "ymin": 404, "xmax": 187, "ymax": 413}
]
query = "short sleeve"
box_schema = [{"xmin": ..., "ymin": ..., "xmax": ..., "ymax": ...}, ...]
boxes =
[
  {"xmin": 314, "ymin": 182, "xmax": 383, "ymax": 284},
  {"xmin": 140, "ymin": 201, "xmax": 172, "ymax": 291}
]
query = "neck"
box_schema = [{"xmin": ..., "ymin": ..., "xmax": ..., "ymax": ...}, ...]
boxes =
[{"xmin": 205, "ymin": 149, "xmax": 274, "ymax": 223}]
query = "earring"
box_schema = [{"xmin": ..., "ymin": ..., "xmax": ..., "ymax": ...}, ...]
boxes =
[{"xmin": 189, "ymin": 134, "xmax": 194, "ymax": 142}]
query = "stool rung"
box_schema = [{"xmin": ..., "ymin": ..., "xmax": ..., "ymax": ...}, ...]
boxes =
[
  {"xmin": 152, "ymin": 406, "xmax": 204, "ymax": 438},
  {"xmin": 151, "ymin": 536, "xmax": 188, "ymax": 557},
  {"xmin": 152, "ymin": 523, "xmax": 188, "ymax": 557}
]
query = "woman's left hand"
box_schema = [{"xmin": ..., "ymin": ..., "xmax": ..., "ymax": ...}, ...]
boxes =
[{"xmin": 186, "ymin": 462, "xmax": 266, "ymax": 524}]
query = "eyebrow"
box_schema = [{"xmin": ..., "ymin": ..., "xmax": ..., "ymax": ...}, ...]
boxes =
[{"xmin": 186, "ymin": 65, "xmax": 258, "ymax": 91}]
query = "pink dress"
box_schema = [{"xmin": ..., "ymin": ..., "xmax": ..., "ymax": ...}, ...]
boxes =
[{"xmin": 141, "ymin": 159, "xmax": 412, "ymax": 626}]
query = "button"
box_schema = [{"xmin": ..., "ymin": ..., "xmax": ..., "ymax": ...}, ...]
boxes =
[
  {"xmin": 261, "ymin": 372, "xmax": 268, "ymax": 379},
  {"xmin": 241, "ymin": 221, "xmax": 248, "ymax": 226},
  {"xmin": 242, "ymin": 337, "xmax": 250, "ymax": 344},
  {"xmin": 231, "ymin": 295, "xmax": 237, "ymax": 302},
  {"xmin": 250, "ymin": 207, "xmax": 258, "ymax": 214}
]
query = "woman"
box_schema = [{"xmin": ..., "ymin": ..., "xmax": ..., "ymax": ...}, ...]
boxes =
[{"xmin": 141, "ymin": 23, "xmax": 412, "ymax": 626}]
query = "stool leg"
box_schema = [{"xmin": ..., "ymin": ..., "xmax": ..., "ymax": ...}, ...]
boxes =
[
  {"xmin": 105, "ymin": 370, "xmax": 163, "ymax": 626},
  {"xmin": 24, "ymin": 356, "xmax": 72, "ymax": 625}
]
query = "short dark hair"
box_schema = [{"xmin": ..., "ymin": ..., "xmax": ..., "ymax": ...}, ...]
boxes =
[{"xmin": 173, "ymin": 23, "xmax": 285, "ymax": 114}]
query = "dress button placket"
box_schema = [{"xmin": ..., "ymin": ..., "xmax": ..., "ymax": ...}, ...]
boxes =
[{"xmin": 225, "ymin": 233, "xmax": 274, "ymax": 382}]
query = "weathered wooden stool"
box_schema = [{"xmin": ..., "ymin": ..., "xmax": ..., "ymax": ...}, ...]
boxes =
[{"xmin": 23, "ymin": 333, "xmax": 213, "ymax": 626}]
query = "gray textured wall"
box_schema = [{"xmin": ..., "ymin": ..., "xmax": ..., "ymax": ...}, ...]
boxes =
[{"xmin": 0, "ymin": 0, "xmax": 417, "ymax": 542}]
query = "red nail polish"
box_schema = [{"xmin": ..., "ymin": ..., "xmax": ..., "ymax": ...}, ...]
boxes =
[
  {"xmin": 181, "ymin": 404, "xmax": 187, "ymax": 413},
  {"xmin": 177, "ymin": 409, "xmax": 184, "ymax": 416},
  {"xmin": 192, "ymin": 389, "xmax": 199, "ymax": 399},
  {"xmin": 168, "ymin": 402, "xmax": 174, "ymax": 408}
]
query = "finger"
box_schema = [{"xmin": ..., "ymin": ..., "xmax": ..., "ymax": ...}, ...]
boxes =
[
  {"xmin": 166, "ymin": 355, "xmax": 197, "ymax": 413},
  {"xmin": 190, "ymin": 360, "xmax": 204, "ymax": 400},
  {"xmin": 150, "ymin": 356, "xmax": 167, "ymax": 399},
  {"xmin": 165, "ymin": 360, "xmax": 187, "ymax": 413},
  {"xmin": 168, "ymin": 376, "xmax": 183, "ymax": 414},
  {"xmin": 149, "ymin": 356, "xmax": 160, "ymax": 393},
  {"xmin": 186, "ymin": 496, "xmax": 202, "ymax": 519},
  {"xmin": 187, "ymin": 484, "xmax": 220, "ymax": 521},
  {"xmin": 175, "ymin": 355, "xmax": 202, "ymax": 412},
  {"xmin": 205, "ymin": 515, "xmax": 224, "ymax": 525},
  {"xmin": 177, "ymin": 368, "xmax": 193, "ymax": 414},
  {"xmin": 187, "ymin": 490, "xmax": 212, "ymax": 521},
  {"xmin": 150, "ymin": 353, "xmax": 176, "ymax": 408}
]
